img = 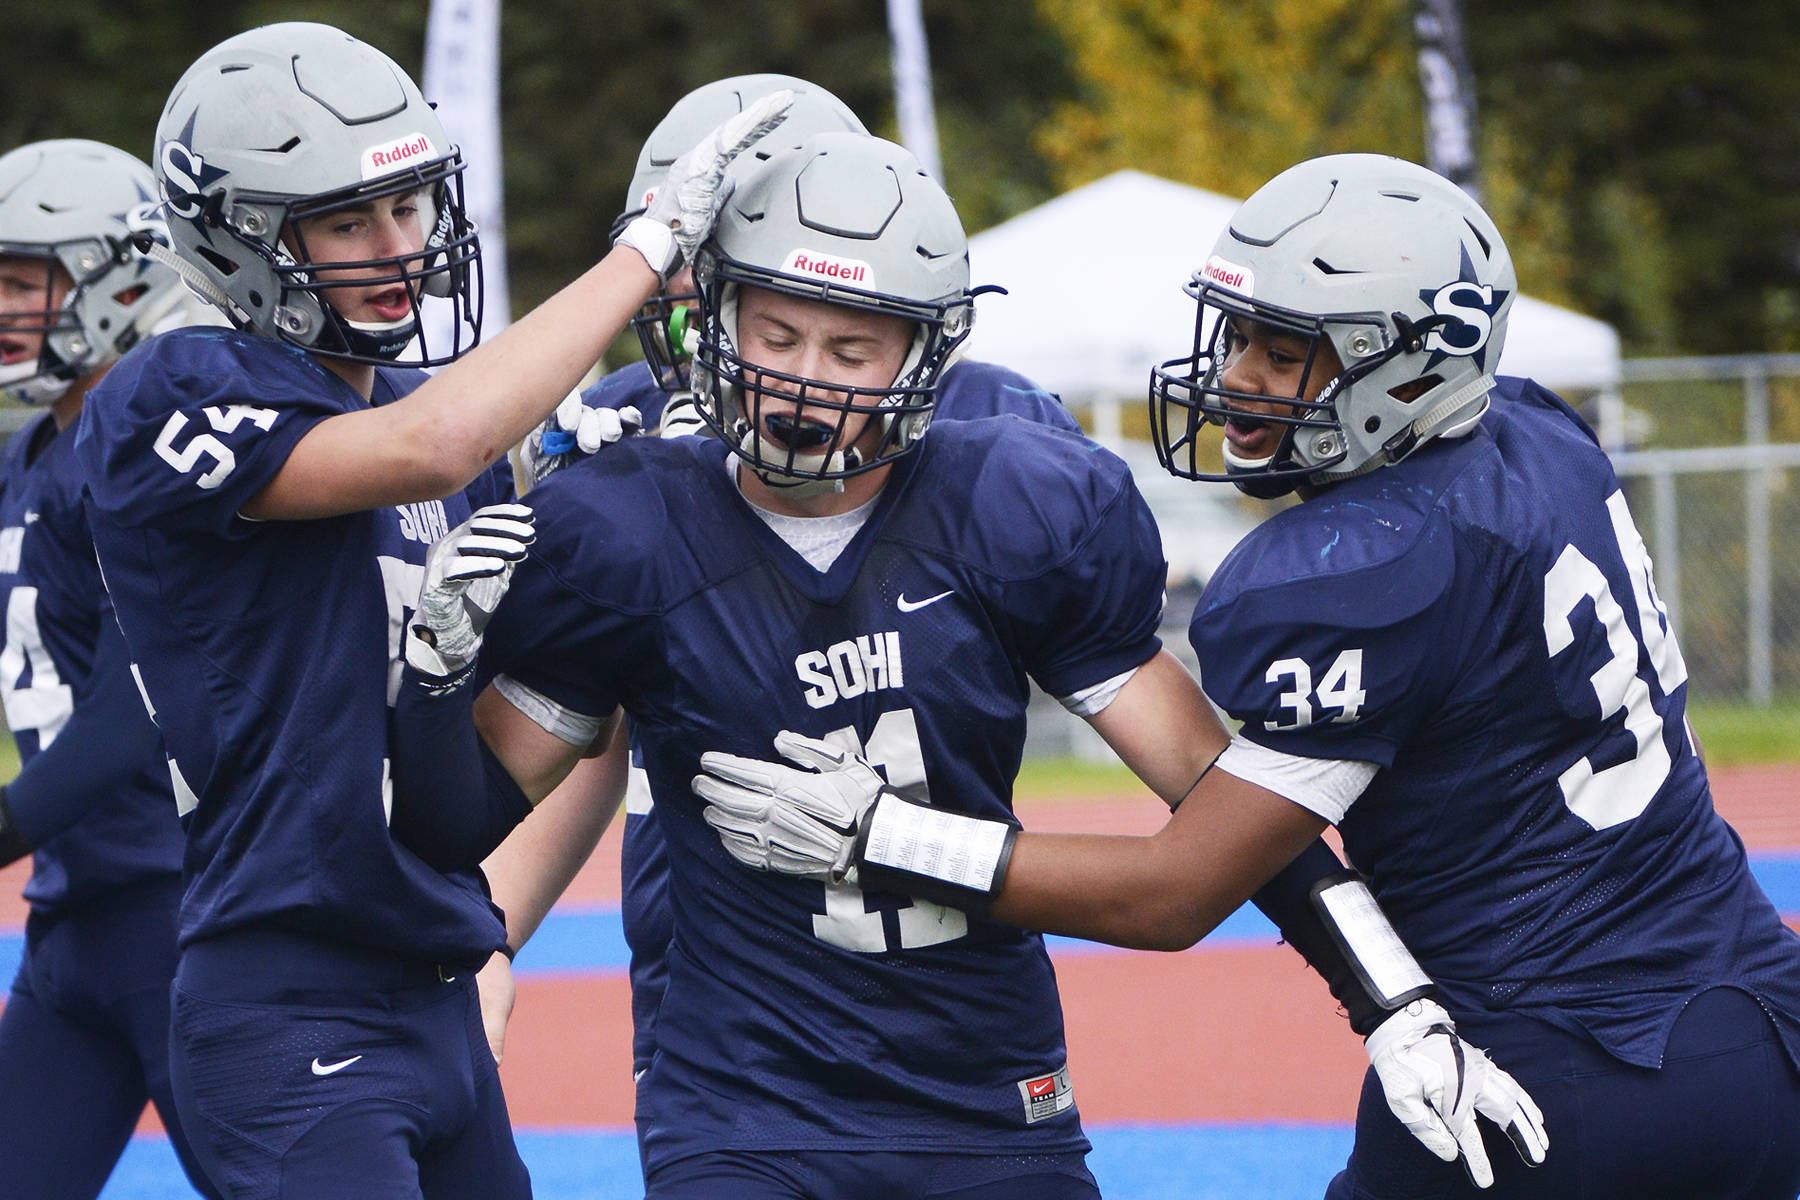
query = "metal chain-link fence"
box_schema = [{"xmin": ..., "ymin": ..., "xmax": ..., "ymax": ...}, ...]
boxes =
[{"xmin": 1607, "ymin": 355, "xmax": 1800, "ymax": 704}]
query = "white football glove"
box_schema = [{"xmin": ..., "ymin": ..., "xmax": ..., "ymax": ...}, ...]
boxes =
[
  {"xmin": 694, "ymin": 731, "xmax": 884, "ymax": 883},
  {"xmin": 520, "ymin": 390, "xmax": 642, "ymax": 487},
  {"xmin": 406, "ymin": 503, "xmax": 536, "ymax": 682},
  {"xmin": 1365, "ymin": 998, "xmax": 1549, "ymax": 1188},
  {"xmin": 658, "ymin": 392, "xmax": 707, "ymax": 439},
  {"xmin": 616, "ymin": 90, "xmax": 794, "ymax": 281}
]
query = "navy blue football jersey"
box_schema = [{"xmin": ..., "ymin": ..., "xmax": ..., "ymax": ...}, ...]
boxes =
[
  {"xmin": 75, "ymin": 328, "xmax": 510, "ymax": 961},
  {"xmin": 0, "ymin": 413, "xmax": 183, "ymax": 914},
  {"xmin": 937, "ymin": 359, "xmax": 1083, "ymax": 435},
  {"xmin": 485, "ymin": 415, "xmax": 1163, "ymax": 1167},
  {"xmin": 605, "ymin": 358, "xmax": 1088, "ymax": 1081},
  {"xmin": 1194, "ymin": 376, "xmax": 1800, "ymax": 1068}
]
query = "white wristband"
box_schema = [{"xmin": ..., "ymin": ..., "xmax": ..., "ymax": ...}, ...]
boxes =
[
  {"xmin": 1314, "ymin": 877, "xmax": 1434, "ymax": 1005},
  {"xmin": 862, "ymin": 795, "xmax": 1012, "ymax": 894},
  {"xmin": 617, "ymin": 214, "xmax": 677, "ymax": 279}
]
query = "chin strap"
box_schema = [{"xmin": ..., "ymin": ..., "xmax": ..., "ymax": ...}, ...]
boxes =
[
  {"xmin": 736, "ymin": 427, "xmax": 860, "ymax": 498},
  {"xmin": 129, "ymin": 232, "xmax": 236, "ymax": 318}
]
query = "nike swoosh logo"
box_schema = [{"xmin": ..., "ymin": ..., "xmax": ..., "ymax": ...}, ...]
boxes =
[
  {"xmin": 311, "ymin": 1055, "xmax": 364, "ymax": 1076},
  {"xmin": 897, "ymin": 589, "xmax": 954, "ymax": 613}
]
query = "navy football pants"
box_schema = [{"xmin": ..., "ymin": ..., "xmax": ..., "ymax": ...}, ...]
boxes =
[
  {"xmin": 168, "ymin": 929, "xmax": 530, "ymax": 1200},
  {"xmin": 0, "ymin": 874, "xmax": 218, "ymax": 1200},
  {"xmin": 1326, "ymin": 985, "xmax": 1800, "ymax": 1199},
  {"xmin": 645, "ymin": 1148, "xmax": 1099, "ymax": 1199}
]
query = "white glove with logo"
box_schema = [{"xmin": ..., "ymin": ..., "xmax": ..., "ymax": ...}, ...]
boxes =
[
  {"xmin": 616, "ymin": 90, "xmax": 794, "ymax": 281},
  {"xmin": 658, "ymin": 392, "xmax": 707, "ymax": 439},
  {"xmin": 519, "ymin": 390, "xmax": 642, "ymax": 487},
  {"xmin": 1365, "ymin": 998, "xmax": 1549, "ymax": 1188},
  {"xmin": 694, "ymin": 731, "xmax": 883, "ymax": 882},
  {"xmin": 406, "ymin": 503, "xmax": 536, "ymax": 683}
]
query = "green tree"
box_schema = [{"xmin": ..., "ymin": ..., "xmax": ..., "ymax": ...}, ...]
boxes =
[
  {"xmin": 1028, "ymin": 0, "xmax": 1595, "ymax": 319},
  {"xmin": 2, "ymin": 0, "xmax": 1075, "ymax": 360},
  {"xmin": 1464, "ymin": 0, "xmax": 1800, "ymax": 354},
  {"xmin": 1031, "ymin": 0, "xmax": 1422, "ymax": 200}
]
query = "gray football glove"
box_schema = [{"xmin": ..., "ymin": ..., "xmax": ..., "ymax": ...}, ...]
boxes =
[
  {"xmin": 406, "ymin": 503, "xmax": 536, "ymax": 682},
  {"xmin": 615, "ymin": 90, "xmax": 794, "ymax": 281},
  {"xmin": 695, "ymin": 731, "xmax": 880, "ymax": 883},
  {"xmin": 1366, "ymin": 998, "xmax": 1549, "ymax": 1188},
  {"xmin": 695, "ymin": 730, "xmax": 1017, "ymax": 912}
]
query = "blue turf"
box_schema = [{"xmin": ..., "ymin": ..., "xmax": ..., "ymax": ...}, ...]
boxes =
[
  {"xmin": 101, "ymin": 1124, "xmax": 1356, "ymax": 1199},
  {"xmin": 51, "ymin": 854, "xmax": 1800, "ymax": 1196}
]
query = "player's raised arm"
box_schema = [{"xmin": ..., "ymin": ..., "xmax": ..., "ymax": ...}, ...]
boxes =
[{"xmin": 128, "ymin": 24, "xmax": 790, "ymax": 520}]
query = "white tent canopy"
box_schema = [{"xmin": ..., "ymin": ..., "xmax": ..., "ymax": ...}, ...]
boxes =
[{"xmin": 964, "ymin": 170, "xmax": 1623, "ymax": 414}]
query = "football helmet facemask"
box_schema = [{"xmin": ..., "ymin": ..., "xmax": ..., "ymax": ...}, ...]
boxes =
[
  {"xmin": 612, "ymin": 75, "xmax": 867, "ymax": 396},
  {"xmin": 152, "ymin": 22, "xmax": 481, "ymax": 367},
  {"xmin": 690, "ymin": 133, "xmax": 978, "ymax": 493},
  {"xmin": 1150, "ymin": 153, "xmax": 1515, "ymax": 498},
  {"xmin": 0, "ymin": 140, "xmax": 200, "ymax": 405}
]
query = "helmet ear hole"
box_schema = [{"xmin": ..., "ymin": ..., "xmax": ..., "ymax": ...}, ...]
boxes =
[
  {"xmin": 1388, "ymin": 375, "xmax": 1441, "ymax": 405},
  {"xmin": 195, "ymin": 245, "xmax": 238, "ymax": 277}
]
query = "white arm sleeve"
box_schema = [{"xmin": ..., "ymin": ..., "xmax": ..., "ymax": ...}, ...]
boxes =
[
  {"xmin": 1213, "ymin": 733, "xmax": 1378, "ymax": 823},
  {"xmin": 1056, "ymin": 665, "xmax": 1140, "ymax": 717},
  {"xmin": 492, "ymin": 674, "xmax": 605, "ymax": 748}
]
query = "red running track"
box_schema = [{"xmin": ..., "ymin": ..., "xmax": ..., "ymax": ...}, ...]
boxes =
[{"xmin": 3, "ymin": 763, "xmax": 1796, "ymax": 1132}]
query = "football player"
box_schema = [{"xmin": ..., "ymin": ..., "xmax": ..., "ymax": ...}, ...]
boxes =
[
  {"xmin": 531, "ymin": 78, "xmax": 1088, "ymax": 1126},
  {"xmin": 696, "ymin": 153, "xmax": 1800, "ymax": 1199},
  {"xmin": 0, "ymin": 138, "xmax": 220, "ymax": 1200},
  {"xmin": 73, "ymin": 21, "xmax": 781, "ymax": 1199},
  {"xmin": 392, "ymin": 134, "xmax": 1540, "ymax": 1198}
]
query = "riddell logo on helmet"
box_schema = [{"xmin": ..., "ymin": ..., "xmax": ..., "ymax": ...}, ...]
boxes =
[
  {"xmin": 360, "ymin": 133, "xmax": 438, "ymax": 180},
  {"xmin": 1202, "ymin": 255, "xmax": 1254, "ymax": 296},
  {"xmin": 782, "ymin": 249, "xmax": 873, "ymax": 288}
]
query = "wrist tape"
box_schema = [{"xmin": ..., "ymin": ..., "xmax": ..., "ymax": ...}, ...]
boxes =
[
  {"xmin": 1310, "ymin": 871, "xmax": 1436, "ymax": 1029},
  {"xmin": 853, "ymin": 791, "xmax": 1017, "ymax": 915}
]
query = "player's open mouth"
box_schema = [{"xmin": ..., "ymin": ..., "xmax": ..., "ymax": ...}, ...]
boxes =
[
  {"xmin": 366, "ymin": 289, "xmax": 413, "ymax": 322},
  {"xmin": 761, "ymin": 410, "xmax": 836, "ymax": 451},
  {"xmin": 1223, "ymin": 413, "xmax": 1276, "ymax": 456},
  {"xmin": 0, "ymin": 336, "xmax": 32, "ymax": 365}
]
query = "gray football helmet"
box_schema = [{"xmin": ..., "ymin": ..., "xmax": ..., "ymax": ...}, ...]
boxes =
[
  {"xmin": 614, "ymin": 75, "xmax": 867, "ymax": 394},
  {"xmin": 1150, "ymin": 153, "xmax": 1515, "ymax": 497},
  {"xmin": 691, "ymin": 132, "xmax": 977, "ymax": 488},
  {"xmin": 0, "ymin": 140, "xmax": 198, "ymax": 405},
  {"xmin": 152, "ymin": 22, "xmax": 481, "ymax": 366}
]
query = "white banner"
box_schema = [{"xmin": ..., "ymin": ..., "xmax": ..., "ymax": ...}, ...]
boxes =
[
  {"xmin": 886, "ymin": 0, "xmax": 943, "ymax": 180},
  {"xmin": 1414, "ymin": 0, "xmax": 1480, "ymax": 198},
  {"xmin": 421, "ymin": 0, "xmax": 510, "ymax": 353}
]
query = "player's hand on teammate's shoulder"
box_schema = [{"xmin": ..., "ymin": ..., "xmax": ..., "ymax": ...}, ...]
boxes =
[
  {"xmin": 407, "ymin": 503, "xmax": 537, "ymax": 685},
  {"xmin": 521, "ymin": 392, "xmax": 643, "ymax": 487},
  {"xmin": 1365, "ymin": 997, "xmax": 1549, "ymax": 1188}
]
